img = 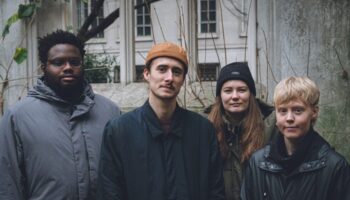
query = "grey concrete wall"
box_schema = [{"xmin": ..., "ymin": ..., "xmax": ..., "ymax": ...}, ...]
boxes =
[
  {"xmin": 92, "ymin": 81, "xmax": 217, "ymax": 113},
  {"xmin": 257, "ymin": 0, "xmax": 350, "ymax": 161}
]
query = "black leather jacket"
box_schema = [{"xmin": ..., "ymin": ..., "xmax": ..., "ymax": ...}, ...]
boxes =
[{"xmin": 241, "ymin": 130, "xmax": 350, "ymax": 200}]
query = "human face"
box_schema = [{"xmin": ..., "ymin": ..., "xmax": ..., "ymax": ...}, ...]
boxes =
[
  {"xmin": 220, "ymin": 80, "xmax": 251, "ymax": 116},
  {"xmin": 43, "ymin": 44, "xmax": 84, "ymax": 95},
  {"xmin": 275, "ymin": 99, "xmax": 318, "ymax": 142},
  {"xmin": 143, "ymin": 57, "xmax": 185, "ymax": 101}
]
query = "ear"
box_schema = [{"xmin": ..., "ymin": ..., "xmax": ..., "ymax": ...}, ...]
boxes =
[
  {"xmin": 311, "ymin": 105, "xmax": 319, "ymax": 123},
  {"xmin": 312, "ymin": 105, "xmax": 319, "ymax": 117},
  {"xmin": 40, "ymin": 64, "xmax": 46, "ymax": 72},
  {"xmin": 143, "ymin": 68, "xmax": 150, "ymax": 82}
]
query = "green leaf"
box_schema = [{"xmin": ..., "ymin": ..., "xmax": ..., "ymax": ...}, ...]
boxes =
[
  {"xmin": 13, "ymin": 48, "xmax": 28, "ymax": 64},
  {"xmin": 2, "ymin": 24, "xmax": 10, "ymax": 39},
  {"xmin": 8, "ymin": 13, "xmax": 19, "ymax": 24},
  {"xmin": 2, "ymin": 13, "xmax": 19, "ymax": 39},
  {"xmin": 18, "ymin": 3, "xmax": 36, "ymax": 18}
]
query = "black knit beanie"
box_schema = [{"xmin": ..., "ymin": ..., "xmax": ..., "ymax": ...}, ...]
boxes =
[{"xmin": 216, "ymin": 62, "xmax": 256, "ymax": 96}]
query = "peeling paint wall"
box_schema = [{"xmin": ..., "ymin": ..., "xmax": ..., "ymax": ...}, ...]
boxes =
[{"xmin": 257, "ymin": 0, "xmax": 350, "ymax": 161}]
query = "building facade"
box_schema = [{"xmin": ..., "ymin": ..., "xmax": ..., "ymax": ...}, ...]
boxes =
[{"xmin": 0, "ymin": 0, "xmax": 349, "ymax": 161}]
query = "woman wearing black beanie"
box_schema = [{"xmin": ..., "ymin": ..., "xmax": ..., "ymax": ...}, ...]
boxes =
[{"xmin": 208, "ymin": 62, "xmax": 277, "ymax": 200}]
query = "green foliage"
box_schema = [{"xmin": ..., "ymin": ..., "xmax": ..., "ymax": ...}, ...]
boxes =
[
  {"xmin": 13, "ymin": 48, "xmax": 27, "ymax": 64},
  {"xmin": 18, "ymin": 4, "xmax": 37, "ymax": 18},
  {"xmin": 2, "ymin": 14, "xmax": 19, "ymax": 39},
  {"xmin": 84, "ymin": 54, "xmax": 118, "ymax": 83},
  {"xmin": 2, "ymin": 3, "xmax": 38, "ymax": 39}
]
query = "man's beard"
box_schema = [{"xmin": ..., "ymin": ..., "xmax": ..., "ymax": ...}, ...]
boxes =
[{"xmin": 43, "ymin": 74, "xmax": 85, "ymax": 103}]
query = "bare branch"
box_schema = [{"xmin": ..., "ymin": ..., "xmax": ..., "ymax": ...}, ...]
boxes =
[
  {"xmin": 77, "ymin": 0, "xmax": 105, "ymax": 40},
  {"xmin": 78, "ymin": 0, "xmax": 162, "ymax": 43}
]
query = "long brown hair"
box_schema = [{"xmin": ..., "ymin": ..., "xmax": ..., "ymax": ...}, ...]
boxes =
[{"xmin": 208, "ymin": 95, "xmax": 265, "ymax": 163}]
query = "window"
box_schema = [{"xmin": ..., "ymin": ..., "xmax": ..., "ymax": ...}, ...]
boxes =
[
  {"xmin": 200, "ymin": 0, "xmax": 216, "ymax": 33},
  {"xmin": 77, "ymin": 0, "xmax": 104, "ymax": 38},
  {"xmin": 135, "ymin": 65, "xmax": 145, "ymax": 82},
  {"xmin": 198, "ymin": 63, "xmax": 219, "ymax": 81},
  {"xmin": 135, "ymin": 0, "xmax": 152, "ymax": 37}
]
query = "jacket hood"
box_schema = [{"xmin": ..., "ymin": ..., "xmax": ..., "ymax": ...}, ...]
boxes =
[
  {"xmin": 256, "ymin": 98, "xmax": 274, "ymax": 118},
  {"xmin": 28, "ymin": 77, "xmax": 95, "ymax": 104}
]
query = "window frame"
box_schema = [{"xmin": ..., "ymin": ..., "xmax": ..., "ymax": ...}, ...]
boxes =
[
  {"xmin": 135, "ymin": 0, "xmax": 152, "ymax": 39},
  {"xmin": 199, "ymin": 0, "xmax": 217, "ymax": 35},
  {"xmin": 197, "ymin": 63, "xmax": 219, "ymax": 81},
  {"xmin": 77, "ymin": 0, "xmax": 105, "ymax": 39}
]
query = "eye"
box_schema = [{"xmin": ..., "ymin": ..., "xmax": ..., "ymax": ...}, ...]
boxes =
[
  {"xmin": 157, "ymin": 65, "xmax": 167, "ymax": 73},
  {"xmin": 68, "ymin": 59, "xmax": 82, "ymax": 67},
  {"xmin": 49, "ymin": 59, "xmax": 65, "ymax": 67},
  {"xmin": 277, "ymin": 108, "xmax": 287, "ymax": 115},
  {"xmin": 222, "ymin": 88, "xmax": 232, "ymax": 94},
  {"xmin": 172, "ymin": 68, "xmax": 183, "ymax": 76},
  {"xmin": 293, "ymin": 108, "xmax": 304, "ymax": 114},
  {"xmin": 238, "ymin": 87, "xmax": 248, "ymax": 93}
]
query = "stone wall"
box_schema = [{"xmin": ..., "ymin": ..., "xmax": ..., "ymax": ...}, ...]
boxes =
[{"xmin": 257, "ymin": 0, "xmax": 350, "ymax": 161}]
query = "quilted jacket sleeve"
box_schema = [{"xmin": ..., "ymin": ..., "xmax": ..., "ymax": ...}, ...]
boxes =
[{"xmin": 0, "ymin": 109, "xmax": 26, "ymax": 200}]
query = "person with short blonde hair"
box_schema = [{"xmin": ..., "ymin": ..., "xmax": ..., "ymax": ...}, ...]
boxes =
[
  {"xmin": 241, "ymin": 76, "xmax": 350, "ymax": 200},
  {"xmin": 274, "ymin": 76, "xmax": 320, "ymax": 109}
]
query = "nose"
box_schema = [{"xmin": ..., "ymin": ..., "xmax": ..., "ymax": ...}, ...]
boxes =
[
  {"xmin": 164, "ymin": 70, "xmax": 173, "ymax": 81},
  {"xmin": 62, "ymin": 62, "xmax": 74, "ymax": 73},
  {"xmin": 286, "ymin": 111, "xmax": 294, "ymax": 122},
  {"xmin": 231, "ymin": 90, "xmax": 239, "ymax": 99}
]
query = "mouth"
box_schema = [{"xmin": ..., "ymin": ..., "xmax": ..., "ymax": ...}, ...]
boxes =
[
  {"xmin": 284, "ymin": 126, "xmax": 298, "ymax": 131},
  {"xmin": 61, "ymin": 75, "xmax": 77, "ymax": 82},
  {"xmin": 160, "ymin": 85, "xmax": 175, "ymax": 90}
]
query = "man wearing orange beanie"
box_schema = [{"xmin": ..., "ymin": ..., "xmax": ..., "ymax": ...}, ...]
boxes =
[{"xmin": 97, "ymin": 42, "xmax": 225, "ymax": 200}]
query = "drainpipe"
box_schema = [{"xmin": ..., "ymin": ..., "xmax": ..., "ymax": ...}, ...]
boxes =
[
  {"xmin": 120, "ymin": 0, "xmax": 135, "ymax": 84},
  {"xmin": 247, "ymin": 0, "xmax": 257, "ymax": 80}
]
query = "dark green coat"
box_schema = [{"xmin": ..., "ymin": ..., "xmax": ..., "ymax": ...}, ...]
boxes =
[
  {"xmin": 97, "ymin": 101, "xmax": 225, "ymax": 200},
  {"xmin": 223, "ymin": 99, "xmax": 277, "ymax": 200}
]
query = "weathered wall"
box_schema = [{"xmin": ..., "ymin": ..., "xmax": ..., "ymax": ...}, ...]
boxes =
[
  {"xmin": 257, "ymin": 0, "xmax": 350, "ymax": 161},
  {"xmin": 0, "ymin": 0, "xmax": 29, "ymax": 112}
]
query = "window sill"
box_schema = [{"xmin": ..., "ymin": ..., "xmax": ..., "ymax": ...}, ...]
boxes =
[
  {"xmin": 86, "ymin": 38, "xmax": 107, "ymax": 44},
  {"xmin": 239, "ymin": 32, "xmax": 247, "ymax": 38},
  {"xmin": 197, "ymin": 33, "xmax": 219, "ymax": 39},
  {"xmin": 135, "ymin": 36, "xmax": 153, "ymax": 42}
]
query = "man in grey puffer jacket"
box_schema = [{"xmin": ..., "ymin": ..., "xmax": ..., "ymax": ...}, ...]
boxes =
[{"xmin": 0, "ymin": 30, "xmax": 121, "ymax": 200}]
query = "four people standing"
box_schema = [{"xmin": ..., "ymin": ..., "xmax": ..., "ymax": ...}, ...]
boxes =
[{"xmin": 0, "ymin": 30, "xmax": 349, "ymax": 200}]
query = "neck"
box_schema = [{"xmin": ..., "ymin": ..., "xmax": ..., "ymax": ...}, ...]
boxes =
[
  {"xmin": 283, "ymin": 137, "xmax": 300, "ymax": 156},
  {"xmin": 225, "ymin": 110, "xmax": 245, "ymax": 124},
  {"xmin": 148, "ymin": 95, "xmax": 177, "ymax": 121}
]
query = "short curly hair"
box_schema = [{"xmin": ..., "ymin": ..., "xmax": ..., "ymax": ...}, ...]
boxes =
[{"xmin": 38, "ymin": 30, "xmax": 85, "ymax": 65}]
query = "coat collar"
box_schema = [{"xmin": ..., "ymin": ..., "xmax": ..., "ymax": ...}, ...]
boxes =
[
  {"xmin": 142, "ymin": 100, "xmax": 183, "ymax": 138},
  {"xmin": 260, "ymin": 130, "xmax": 329, "ymax": 174},
  {"xmin": 28, "ymin": 77, "xmax": 95, "ymax": 119}
]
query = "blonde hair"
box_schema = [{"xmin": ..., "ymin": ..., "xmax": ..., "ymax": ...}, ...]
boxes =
[
  {"xmin": 208, "ymin": 95, "xmax": 265, "ymax": 163},
  {"xmin": 274, "ymin": 76, "xmax": 320, "ymax": 107}
]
